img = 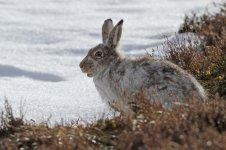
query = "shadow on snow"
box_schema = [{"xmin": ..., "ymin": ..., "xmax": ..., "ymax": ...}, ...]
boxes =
[{"xmin": 0, "ymin": 64, "xmax": 65, "ymax": 82}]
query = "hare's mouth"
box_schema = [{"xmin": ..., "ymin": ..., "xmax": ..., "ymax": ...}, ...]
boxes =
[
  {"xmin": 82, "ymin": 71, "xmax": 93, "ymax": 77},
  {"xmin": 87, "ymin": 73, "xmax": 93, "ymax": 77},
  {"xmin": 80, "ymin": 68, "xmax": 93, "ymax": 77}
]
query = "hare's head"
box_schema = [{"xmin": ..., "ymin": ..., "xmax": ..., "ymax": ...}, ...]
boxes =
[{"xmin": 79, "ymin": 19, "xmax": 123, "ymax": 77}]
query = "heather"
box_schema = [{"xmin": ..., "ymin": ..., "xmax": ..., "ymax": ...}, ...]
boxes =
[{"xmin": 1, "ymin": 3, "xmax": 226, "ymax": 150}]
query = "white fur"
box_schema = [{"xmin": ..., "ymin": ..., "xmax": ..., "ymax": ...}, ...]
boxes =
[
  {"xmin": 93, "ymin": 57, "xmax": 206, "ymax": 111},
  {"xmin": 80, "ymin": 19, "xmax": 207, "ymax": 112}
]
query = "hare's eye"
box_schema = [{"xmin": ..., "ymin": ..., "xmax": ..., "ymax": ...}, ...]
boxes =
[{"xmin": 94, "ymin": 51, "xmax": 104, "ymax": 58}]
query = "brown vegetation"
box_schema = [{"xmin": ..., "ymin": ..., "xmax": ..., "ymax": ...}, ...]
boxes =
[
  {"xmin": 166, "ymin": 3, "xmax": 226, "ymax": 97},
  {"xmin": 1, "ymin": 98, "xmax": 226, "ymax": 150},
  {"xmin": 0, "ymin": 2, "xmax": 226, "ymax": 150}
]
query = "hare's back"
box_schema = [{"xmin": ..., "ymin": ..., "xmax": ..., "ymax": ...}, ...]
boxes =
[
  {"xmin": 138, "ymin": 59, "xmax": 198, "ymax": 87},
  {"xmin": 113, "ymin": 58, "xmax": 205, "ymax": 100},
  {"xmin": 138, "ymin": 59, "xmax": 205, "ymax": 100}
]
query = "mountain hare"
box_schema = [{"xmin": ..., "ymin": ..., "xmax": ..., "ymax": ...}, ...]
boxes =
[{"xmin": 79, "ymin": 19, "xmax": 206, "ymax": 112}]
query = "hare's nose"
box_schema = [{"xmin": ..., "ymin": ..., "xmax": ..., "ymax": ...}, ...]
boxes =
[{"xmin": 79, "ymin": 62, "xmax": 84, "ymax": 69}]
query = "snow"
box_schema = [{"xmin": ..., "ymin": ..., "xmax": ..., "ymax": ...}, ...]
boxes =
[{"xmin": 0, "ymin": 0, "xmax": 221, "ymax": 123}]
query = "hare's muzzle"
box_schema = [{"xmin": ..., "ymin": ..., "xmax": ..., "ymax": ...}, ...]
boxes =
[
  {"xmin": 79, "ymin": 61, "xmax": 84, "ymax": 69},
  {"xmin": 79, "ymin": 58, "xmax": 93, "ymax": 77},
  {"xmin": 79, "ymin": 57, "xmax": 88, "ymax": 69},
  {"xmin": 79, "ymin": 59, "xmax": 86, "ymax": 73}
]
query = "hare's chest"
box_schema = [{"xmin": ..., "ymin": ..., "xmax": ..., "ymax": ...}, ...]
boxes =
[
  {"xmin": 93, "ymin": 74, "xmax": 138, "ymax": 103},
  {"xmin": 93, "ymin": 77, "xmax": 119, "ymax": 104}
]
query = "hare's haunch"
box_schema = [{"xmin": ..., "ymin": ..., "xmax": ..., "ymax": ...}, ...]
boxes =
[{"xmin": 79, "ymin": 19, "xmax": 206, "ymax": 112}]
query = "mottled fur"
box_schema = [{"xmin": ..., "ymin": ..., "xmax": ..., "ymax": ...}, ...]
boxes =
[{"xmin": 79, "ymin": 19, "xmax": 206, "ymax": 112}]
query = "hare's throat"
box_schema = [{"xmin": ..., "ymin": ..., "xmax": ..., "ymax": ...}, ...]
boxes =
[{"xmin": 94, "ymin": 58, "xmax": 121, "ymax": 79}]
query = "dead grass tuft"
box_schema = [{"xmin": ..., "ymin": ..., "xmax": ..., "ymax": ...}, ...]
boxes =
[{"xmin": 165, "ymin": 3, "xmax": 226, "ymax": 97}]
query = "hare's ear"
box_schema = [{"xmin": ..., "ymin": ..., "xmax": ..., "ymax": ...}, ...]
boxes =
[
  {"xmin": 107, "ymin": 19, "xmax": 123, "ymax": 49},
  {"xmin": 102, "ymin": 19, "xmax": 114, "ymax": 44}
]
